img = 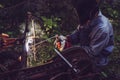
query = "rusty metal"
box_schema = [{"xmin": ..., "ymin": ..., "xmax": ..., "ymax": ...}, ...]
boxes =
[
  {"xmin": 0, "ymin": 47, "xmax": 94, "ymax": 80},
  {"xmin": 0, "ymin": 46, "xmax": 98, "ymax": 80},
  {"xmin": 0, "ymin": 47, "xmax": 89, "ymax": 80}
]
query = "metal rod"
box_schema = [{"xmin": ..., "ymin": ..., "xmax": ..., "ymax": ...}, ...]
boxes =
[
  {"xmin": 34, "ymin": 36, "xmax": 56, "ymax": 46},
  {"xmin": 54, "ymin": 48, "xmax": 78, "ymax": 73}
]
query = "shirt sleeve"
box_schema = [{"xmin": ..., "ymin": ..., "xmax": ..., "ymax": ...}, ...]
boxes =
[
  {"xmin": 82, "ymin": 27, "xmax": 109, "ymax": 56},
  {"xmin": 69, "ymin": 29, "xmax": 80, "ymax": 44},
  {"xmin": 69, "ymin": 25, "xmax": 82, "ymax": 44}
]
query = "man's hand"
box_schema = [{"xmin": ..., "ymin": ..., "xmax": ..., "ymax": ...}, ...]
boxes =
[{"xmin": 54, "ymin": 35, "xmax": 72, "ymax": 51}]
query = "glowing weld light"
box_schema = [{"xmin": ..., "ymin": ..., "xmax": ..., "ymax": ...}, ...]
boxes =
[{"xmin": 25, "ymin": 37, "xmax": 33, "ymax": 55}]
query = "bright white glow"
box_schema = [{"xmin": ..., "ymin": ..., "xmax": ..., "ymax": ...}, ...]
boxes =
[{"xmin": 25, "ymin": 37, "xmax": 33, "ymax": 55}]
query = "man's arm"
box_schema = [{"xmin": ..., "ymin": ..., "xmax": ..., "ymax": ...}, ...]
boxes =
[
  {"xmin": 82, "ymin": 28, "xmax": 109, "ymax": 57},
  {"xmin": 69, "ymin": 25, "xmax": 81, "ymax": 45}
]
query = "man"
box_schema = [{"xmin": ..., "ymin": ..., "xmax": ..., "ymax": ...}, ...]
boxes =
[{"xmin": 56, "ymin": 0, "xmax": 114, "ymax": 66}]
